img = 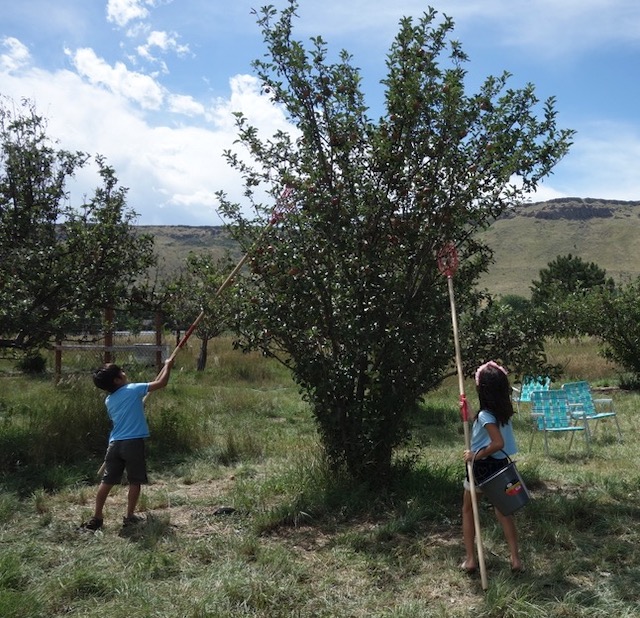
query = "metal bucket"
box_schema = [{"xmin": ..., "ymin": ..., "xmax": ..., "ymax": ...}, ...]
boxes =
[{"xmin": 478, "ymin": 457, "xmax": 530, "ymax": 516}]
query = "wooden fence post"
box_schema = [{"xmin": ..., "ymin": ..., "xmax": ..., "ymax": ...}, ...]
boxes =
[
  {"xmin": 155, "ymin": 311, "xmax": 163, "ymax": 372},
  {"xmin": 55, "ymin": 340, "xmax": 62, "ymax": 383},
  {"xmin": 104, "ymin": 307, "xmax": 114, "ymax": 364}
]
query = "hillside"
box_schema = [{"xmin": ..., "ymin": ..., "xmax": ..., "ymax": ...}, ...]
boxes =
[
  {"xmin": 141, "ymin": 198, "xmax": 640, "ymax": 297},
  {"xmin": 139, "ymin": 225, "xmax": 241, "ymax": 277},
  {"xmin": 478, "ymin": 198, "xmax": 640, "ymax": 296}
]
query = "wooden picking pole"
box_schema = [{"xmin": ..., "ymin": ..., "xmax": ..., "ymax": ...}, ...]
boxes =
[
  {"xmin": 438, "ymin": 243, "xmax": 488, "ymax": 590},
  {"xmin": 164, "ymin": 251, "xmax": 251, "ymax": 363}
]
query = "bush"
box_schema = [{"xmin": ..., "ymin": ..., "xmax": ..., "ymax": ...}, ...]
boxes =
[
  {"xmin": 618, "ymin": 373, "xmax": 640, "ymax": 391},
  {"xmin": 0, "ymin": 383, "xmax": 107, "ymax": 473},
  {"xmin": 15, "ymin": 354, "xmax": 46, "ymax": 374}
]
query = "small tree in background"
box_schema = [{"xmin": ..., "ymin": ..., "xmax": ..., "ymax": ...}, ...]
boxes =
[
  {"xmin": 530, "ymin": 254, "xmax": 615, "ymax": 338},
  {"xmin": 528, "ymin": 254, "xmax": 640, "ymax": 384},
  {"xmin": 217, "ymin": 2, "xmax": 573, "ymax": 481},
  {"xmin": 460, "ymin": 295, "xmax": 561, "ymax": 382},
  {"xmin": 576, "ymin": 279, "xmax": 640, "ymax": 382},
  {"xmin": 165, "ymin": 252, "xmax": 235, "ymax": 371}
]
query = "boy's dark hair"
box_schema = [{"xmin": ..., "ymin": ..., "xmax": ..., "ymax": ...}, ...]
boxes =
[
  {"xmin": 476, "ymin": 365, "xmax": 514, "ymax": 425},
  {"xmin": 93, "ymin": 363, "xmax": 123, "ymax": 393}
]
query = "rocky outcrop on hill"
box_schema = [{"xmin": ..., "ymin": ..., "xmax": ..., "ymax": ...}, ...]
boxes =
[{"xmin": 505, "ymin": 197, "xmax": 640, "ymax": 221}]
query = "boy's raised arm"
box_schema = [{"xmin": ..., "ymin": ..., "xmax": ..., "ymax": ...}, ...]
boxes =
[{"xmin": 148, "ymin": 358, "xmax": 175, "ymax": 393}]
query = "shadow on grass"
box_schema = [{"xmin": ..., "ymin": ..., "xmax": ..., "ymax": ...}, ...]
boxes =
[
  {"xmin": 477, "ymin": 484, "xmax": 640, "ymax": 609},
  {"xmin": 0, "ymin": 461, "xmax": 101, "ymax": 498},
  {"xmin": 257, "ymin": 455, "xmax": 640, "ymax": 614},
  {"xmin": 118, "ymin": 512, "xmax": 175, "ymax": 549}
]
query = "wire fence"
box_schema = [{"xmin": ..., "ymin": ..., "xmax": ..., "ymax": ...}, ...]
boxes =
[
  {"xmin": 52, "ymin": 331, "xmax": 170, "ymax": 378},
  {"xmin": 0, "ymin": 307, "xmax": 209, "ymax": 380},
  {"xmin": 56, "ymin": 307, "xmax": 170, "ymax": 380}
]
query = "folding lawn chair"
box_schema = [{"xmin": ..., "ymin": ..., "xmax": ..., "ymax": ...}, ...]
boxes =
[
  {"xmin": 561, "ymin": 381, "xmax": 623, "ymax": 442},
  {"xmin": 530, "ymin": 389, "xmax": 591, "ymax": 456},
  {"xmin": 512, "ymin": 375, "xmax": 551, "ymax": 413}
]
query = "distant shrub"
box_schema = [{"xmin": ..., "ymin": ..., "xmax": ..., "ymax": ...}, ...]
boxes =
[
  {"xmin": 15, "ymin": 354, "xmax": 46, "ymax": 374},
  {"xmin": 619, "ymin": 373, "xmax": 640, "ymax": 391},
  {"xmin": 148, "ymin": 402, "xmax": 214, "ymax": 456}
]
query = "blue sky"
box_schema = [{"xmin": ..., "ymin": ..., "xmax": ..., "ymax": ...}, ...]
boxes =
[{"xmin": 1, "ymin": 0, "xmax": 639, "ymax": 225}]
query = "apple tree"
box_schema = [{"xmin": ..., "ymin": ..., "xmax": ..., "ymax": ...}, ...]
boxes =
[
  {"xmin": 530, "ymin": 254, "xmax": 615, "ymax": 338},
  {"xmin": 164, "ymin": 252, "xmax": 235, "ymax": 370},
  {"xmin": 217, "ymin": 2, "xmax": 574, "ymax": 481},
  {"xmin": 0, "ymin": 98, "xmax": 155, "ymax": 356},
  {"xmin": 572, "ymin": 278, "xmax": 640, "ymax": 381}
]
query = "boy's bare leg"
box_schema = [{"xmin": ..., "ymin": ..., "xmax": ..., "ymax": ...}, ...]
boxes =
[
  {"xmin": 126, "ymin": 483, "xmax": 141, "ymax": 518},
  {"xmin": 94, "ymin": 482, "xmax": 114, "ymax": 520}
]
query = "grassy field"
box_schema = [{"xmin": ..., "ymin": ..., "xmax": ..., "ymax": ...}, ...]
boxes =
[
  {"xmin": 2, "ymin": 338, "xmax": 640, "ymax": 617},
  {"xmin": 478, "ymin": 210, "xmax": 640, "ymax": 297}
]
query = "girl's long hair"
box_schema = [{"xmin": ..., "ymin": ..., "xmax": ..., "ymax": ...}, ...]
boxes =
[{"xmin": 476, "ymin": 364, "xmax": 514, "ymax": 426}]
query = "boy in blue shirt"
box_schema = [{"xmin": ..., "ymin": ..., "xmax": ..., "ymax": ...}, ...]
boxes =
[{"xmin": 81, "ymin": 358, "xmax": 174, "ymax": 531}]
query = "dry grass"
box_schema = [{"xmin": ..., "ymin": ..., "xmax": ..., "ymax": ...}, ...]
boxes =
[{"xmin": 545, "ymin": 338, "xmax": 620, "ymax": 384}]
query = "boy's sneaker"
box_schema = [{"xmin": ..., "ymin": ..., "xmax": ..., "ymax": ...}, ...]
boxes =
[
  {"xmin": 80, "ymin": 517, "xmax": 103, "ymax": 531},
  {"xmin": 122, "ymin": 514, "xmax": 145, "ymax": 526}
]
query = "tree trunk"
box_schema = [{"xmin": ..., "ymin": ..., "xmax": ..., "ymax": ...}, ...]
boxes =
[{"xmin": 197, "ymin": 337, "xmax": 208, "ymax": 371}]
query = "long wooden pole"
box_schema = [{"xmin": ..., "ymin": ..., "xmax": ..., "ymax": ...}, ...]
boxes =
[
  {"xmin": 157, "ymin": 186, "xmax": 295, "ymax": 368},
  {"xmin": 163, "ymin": 188, "xmax": 295, "ymax": 365},
  {"xmin": 445, "ymin": 274, "xmax": 488, "ymax": 590}
]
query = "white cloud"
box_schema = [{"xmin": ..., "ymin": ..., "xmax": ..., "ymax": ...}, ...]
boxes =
[
  {"xmin": 209, "ymin": 74, "xmax": 293, "ymax": 134},
  {"xmin": 529, "ymin": 184, "xmax": 568, "ymax": 203},
  {"xmin": 534, "ymin": 120, "xmax": 640, "ymax": 201},
  {"xmin": 149, "ymin": 30, "xmax": 189, "ymax": 56},
  {"xmin": 167, "ymin": 93, "xmax": 205, "ymax": 117},
  {"xmin": 562, "ymin": 122, "xmax": 640, "ymax": 199},
  {"xmin": 1, "ymin": 37, "xmax": 31, "ymax": 73},
  {"xmin": 136, "ymin": 44, "xmax": 155, "ymax": 63},
  {"xmin": 106, "ymin": 0, "xmax": 152, "ymax": 28},
  {"xmin": 149, "ymin": 75, "xmax": 295, "ymax": 221},
  {"xmin": 288, "ymin": 0, "xmax": 640, "ymax": 60},
  {"xmin": 492, "ymin": 0, "xmax": 640, "ymax": 57},
  {"xmin": 0, "ymin": 39, "xmax": 296, "ymax": 225},
  {"xmin": 137, "ymin": 30, "xmax": 190, "ymax": 65},
  {"xmin": 69, "ymin": 47, "xmax": 165, "ymax": 110}
]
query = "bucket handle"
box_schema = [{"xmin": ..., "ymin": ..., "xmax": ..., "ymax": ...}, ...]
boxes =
[{"xmin": 471, "ymin": 449, "xmax": 513, "ymax": 465}]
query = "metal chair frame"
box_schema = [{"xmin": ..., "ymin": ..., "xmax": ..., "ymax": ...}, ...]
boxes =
[
  {"xmin": 530, "ymin": 389, "xmax": 591, "ymax": 456},
  {"xmin": 561, "ymin": 381, "xmax": 623, "ymax": 442}
]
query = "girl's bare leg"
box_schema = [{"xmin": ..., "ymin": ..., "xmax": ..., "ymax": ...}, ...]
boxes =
[
  {"xmin": 461, "ymin": 489, "xmax": 477, "ymax": 570},
  {"xmin": 494, "ymin": 508, "xmax": 522, "ymax": 570}
]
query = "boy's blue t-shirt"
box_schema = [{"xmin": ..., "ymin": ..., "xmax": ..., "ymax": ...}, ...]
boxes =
[
  {"xmin": 105, "ymin": 383, "xmax": 150, "ymax": 442},
  {"xmin": 470, "ymin": 410, "xmax": 517, "ymax": 458}
]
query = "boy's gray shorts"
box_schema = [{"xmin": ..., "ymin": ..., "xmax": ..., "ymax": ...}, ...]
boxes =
[{"xmin": 102, "ymin": 438, "xmax": 148, "ymax": 485}]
